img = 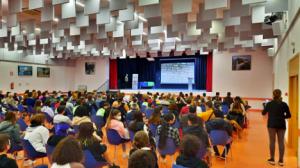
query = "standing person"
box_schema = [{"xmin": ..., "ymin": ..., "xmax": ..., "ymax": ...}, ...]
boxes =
[{"xmin": 262, "ymin": 89, "xmax": 291, "ymax": 166}]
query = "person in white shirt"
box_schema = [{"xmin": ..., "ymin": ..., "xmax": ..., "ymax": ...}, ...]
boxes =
[
  {"xmin": 24, "ymin": 113, "xmax": 50, "ymax": 153},
  {"xmin": 41, "ymin": 100, "xmax": 55, "ymax": 118},
  {"xmin": 53, "ymin": 105, "xmax": 72, "ymax": 125}
]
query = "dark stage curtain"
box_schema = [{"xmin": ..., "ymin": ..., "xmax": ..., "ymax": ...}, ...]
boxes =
[
  {"xmin": 109, "ymin": 59, "xmax": 118, "ymax": 89},
  {"xmin": 116, "ymin": 55, "xmax": 208, "ymax": 90},
  {"xmin": 206, "ymin": 52, "xmax": 213, "ymax": 92},
  {"xmin": 117, "ymin": 57, "xmax": 156, "ymax": 89}
]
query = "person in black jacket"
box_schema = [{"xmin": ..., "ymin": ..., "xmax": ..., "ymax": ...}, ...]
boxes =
[
  {"xmin": 223, "ymin": 92, "xmax": 234, "ymax": 107},
  {"xmin": 262, "ymin": 89, "xmax": 291, "ymax": 166},
  {"xmin": 0, "ymin": 134, "xmax": 18, "ymax": 168},
  {"xmin": 77, "ymin": 122, "xmax": 107, "ymax": 162},
  {"xmin": 176, "ymin": 134, "xmax": 208, "ymax": 168}
]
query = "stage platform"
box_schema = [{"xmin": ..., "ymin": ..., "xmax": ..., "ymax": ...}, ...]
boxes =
[{"xmin": 110, "ymin": 89, "xmax": 209, "ymax": 95}]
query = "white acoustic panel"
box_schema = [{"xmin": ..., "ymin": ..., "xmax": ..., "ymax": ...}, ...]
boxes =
[
  {"xmin": 242, "ymin": 0, "xmax": 266, "ymax": 4},
  {"xmin": 210, "ymin": 20, "xmax": 224, "ymax": 34},
  {"xmin": 131, "ymin": 22, "xmax": 144, "ymax": 36},
  {"xmin": 96, "ymin": 8, "xmax": 110, "ymax": 24},
  {"xmin": 265, "ymin": 0, "xmax": 288, "ymax": 13},
  {"xmin": 139, "ymin": 0, "xmax": 159, "ymax": 6},
  {"xmin": 113, "ymin": 23, "xmax": 124, "ymax": 37},
  {"xmin": 40, "ymin": 38, "xmax": 49, "ymax": 45},
  {"xmin": 9, "ymin": 0, "xmax": 22, "ymax": 13},
  {"xmin": 84, "ymin": 0, "xmax": 100, "ymax": 15},
  {"xmin": 0, "ymin": 24, "xmax": 7, "ymax": 37},
  {"xmin": 223, "ymin": 11, "xmax": 240, "ymax": 26},
  {"xmin": 70, "ymin": 24, "xmax": 80, "ymax": 36},
  {"xmin": 52, "ymin": 0, "xmax": 69, "ymax": 5},
  {"xmin": 11, "ymin": 23, "xmax": 20, "ymax": 36},
  {"xmin": 252, "ymin": 5, "xmax": 267, "ymax": 23},
  {"xmin": 230, "ymin": 0, "xmax": 250, "ymax": 17},
  {"xmin": 6, "ymin": 14, "xmax": 17, "ymax": 28},
  {"xmin": 144, "ymin": 4, "xmax": 161, "ymax": 18},
  {"xmin": 187, "ymin": 23, "xmax": 201, "ymax": 36},
  {"xmin": 173, "ymin": 0, "xmax": 192, "ymax": 14},
  {"xmin": 29, "ymin": 0, "xmax": 44, "ymax": 9},
  {"xmin": 119, "ymin": 3, "xmax": 134, "ymax": 21},
  {"xmin": 105, "ymin": 17, "xmax": 117, "ymax": 32},
  {"xmin": 41, "ymin": 2, "xmax": 54, "ymax": 22},
  {"xmin": 110, "ymin": 0, "xmax": 127, "ymax": 11},
  {"xmin": 76, "ymin": 12, "xmax": 89, "ymax": 27},
  {"xmin": 150, "ymin": 26, "xmax": 164, "ymax": 34},
  {"xmin": 204, "ymin": 0, "xmax": 228, "ymax": 10},
  {"xmin": 61, "ymin": 0, "xmax": 76, "ymax": 19}
]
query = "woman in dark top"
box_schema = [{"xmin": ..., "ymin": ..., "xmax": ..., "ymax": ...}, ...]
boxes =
[
  {"xmin": 262, "ymin": 89, "xmax": 291, "ymax": 166},
  {"xmin": 77, "ymin": 122, "xmax": 107, "ymax": 162},
  {"xmin": 176, "ymin": 134, "xmax": 208, "ymax": 168},
  {"xmin": 128, "ymin": 112, "xmax": 146, "ymax": 133}
]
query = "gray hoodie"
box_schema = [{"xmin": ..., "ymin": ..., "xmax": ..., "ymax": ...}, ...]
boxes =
[{"xmin": 0, "ymin": 121, "xmax": 21, "ymax": 145}]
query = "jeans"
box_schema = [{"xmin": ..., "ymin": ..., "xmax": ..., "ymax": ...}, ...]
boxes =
[
  {"xmin": 268, "ymin": 128, "xmax": 285, "ymax": 161},
  {"xmin": 213, "ymin": 144, "xmax": 231, "ymax": 157}
]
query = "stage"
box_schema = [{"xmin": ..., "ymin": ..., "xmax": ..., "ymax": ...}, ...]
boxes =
[{"xmin": 110, "ymin": 89, "xmax": 209, "ymax": 95}]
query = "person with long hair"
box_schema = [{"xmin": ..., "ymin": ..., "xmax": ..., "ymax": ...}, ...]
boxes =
[
  {"xmin": 51, "ymin": 137, "xmax": 84, "ymax": 168},
  {"xmin": 128, "ymin": 112, "xmax": 148, "ymax": 134},
  {"xmin": 262, "ymin": 89, "xmax": 291, "ymax": 166},
  {"xmin": 105, "ymin": 109, "xmax": 129, "ymax": 139},
  {"xmin": 0, "ymin": 112, "xmax": 22, "ymax": 151},
  {"xmin": 156, "ymin": 113, "xmax": 180, "ymax": 151},
  {"xmin": 77, "ymin": 122, "xmax": 107, "ymax": 162},
  {"xmin": 148, "ymin": 107, "xmax": 162, "ymax": 126}
]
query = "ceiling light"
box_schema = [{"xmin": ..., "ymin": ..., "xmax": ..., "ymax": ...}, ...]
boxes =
[
  {"xmin": 1, "ymin": 19, "xmax": 6, "ymax": 23},
  {"xmin": 35, "ymin": 28, "xmax": 41, "ymax": 32},
  {"xmin": 53, "ymin": 18, "xmax": 59, "ymax": 22},
  {"xmin": 176, "ymin": 37, "xmax": 181, "ymax": 42},
  {"xmin": 76, "ymin": 1, "xmax": 85, "ymax": 7},
  {"xmin": 22, "ymin": 30, "xmax": 27, "ymax": 34},
  {"xmin": 138, "ymin": 15, "xmax": 147, "ymax": 22}
]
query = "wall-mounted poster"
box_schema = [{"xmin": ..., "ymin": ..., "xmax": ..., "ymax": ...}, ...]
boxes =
[
  {"xmin": 85, "ymin": 62, "xmax": 95, "ymax": 75},
  {"xmin": 18, "ymin": 65, "xmax": 33, "ymax": 76},
  {"xmin": 37, "ymin": 67, "xmax": 50, "ymax": 77},
  {"xmin": 232, "ymin": 55, "xmax": 251, "ymax": 71}
]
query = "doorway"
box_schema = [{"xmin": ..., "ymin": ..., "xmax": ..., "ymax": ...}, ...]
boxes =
[{"xmin": 288, "ymin": 53, "xmax": 299, "ymax": 156}]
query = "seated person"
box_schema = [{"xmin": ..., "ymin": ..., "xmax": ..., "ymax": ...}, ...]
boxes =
[
  {"xmin": 128, "ymin": 112, "xmax": 148, "ymax": 134},
  {"xmin": 180, "ymin": 105, "xmax": 197, "ymax": 129},
  {"xmin": 0, "ymin": 134, "xmax": 18, "ymax": 168},
  {"xmin": 77, "ymin": 122, "xmax": 107, "ymax": 162},
  {"xmin": 24, "ymin": 113, "xmax": 50, "ymax": 153},
  {"xmin": 182, "ymin": 114, "xmax": 210, "ymax": 149},
  {"xmin": 156, "ymin": 113, "xmax": 180, "ymax": 152},
  {"xmin": 148, "ymin": 107, "xmax": 162, "ymax": 126},
  {"xmin": 0, "ymin": 112, "xmax": 22, "ymax": 152},
  {"xmin": 96, "ymin": 102, "xmax": 110, "ymax": 122},
  {"xmin": 53, "ymin": 105, "xmax": 72, "ymax": 125},
  {"xmin": 125, "ymin": 103, "xmax": 139, "ymax": 123},
  {"xmin": 51, "ymin": 137, "xmax": 84, "ymax": 168},
  {"xmin": 129, "ymin": 131, "xmax": 158, "ymax": 168},
  {"xmin": 206, "ymin": 113, "xmax": 233, "ymax": 159},
  {"xmin": 179, "ymin": 99, "xmax": 192, "ymax": 117},
  {"xmin": 227, "ymin": 101, "xmax": 245, "ymax": 129},
  {"xmin": 128, "ymin": 149, "xmax": 156, "ymax": 168},
  {"xmin": 105, "ymin": 109, "xmax": 129, "ymax": 139},
  {"xmin": 197, "ymin": 101, "xmax": 215, "ymax": 122},
  {"xmin": 41, "ymin": 100, "xmax": 55, "ymax": 118},
  {"xmin": 47, "ymin": 123, "xmax": 70, "ymax": 147},
  {"xmin": 72, "ymin": 106, "xmax": 101, "ymax": 141},
  {"xmin": 176, "ymin": 134, "xmax": 209, "ymax": 168}
]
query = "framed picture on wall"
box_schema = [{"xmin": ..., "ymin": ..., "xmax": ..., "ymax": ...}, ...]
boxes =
[
  {"xmin": 37, "ymin": 67, "xmax": 50, "ymax": 77},
  {"xmin": 85, "ymin": 62, "xmax": 95, "ymax": 75},
  {"xmin": 232, "ymin": 55, "xmax": 251, "ymax": 71},
  {"xmin": 18, "ymin": 65, "xmax": 33, "ymax": 76}
]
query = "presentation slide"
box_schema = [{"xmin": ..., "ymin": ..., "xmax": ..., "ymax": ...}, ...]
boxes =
[{"xmin": 161, "ymin": 62, "xmax": 195, "ymax": 84}]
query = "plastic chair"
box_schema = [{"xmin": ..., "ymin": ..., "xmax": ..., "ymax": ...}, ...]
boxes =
[
  {"xmin": 46, "ymin": 145, "xmax": 55, "ymax": 163},
  {"xmin": 17, "ymin": 118, "xmax": 28, "ymax": 132},
  {"xmin": 106, "ymin": 129, "xmax": 126, "ymax": 163},
  {"xmin": 145, "ymin": 108, "xmax": 154, "ymax": 119},
  {"xmin": 34, "ymin": 165, "xmax": 48, "ymax": 168},
  {"xmin": 18, "ymin": 104, "xmax": 25, "ymax": 112},
  {"xmin": 129, "ymin": 130, "xmax": 135, "ymax": 142},
  {"xmin": 162, "ymin": 106, "xmax": 169, "ymax": 114},
  {"xmin": 221, "ymin": 105, "xmax": 229, "ymax": 115},
  {"xmin": 172, "ymin": 164, "xmax": 188, "ymax": 168},
  {"xmin": 65, "ymin": 108, "xmax": 73, "ymax": 120},
  {"xmin": 209, "ymin": 130, "xmax": 232, "ymax": 165},
  {"xmin": 149, "ymin": 124, "xmax": 158, "ymax": 137},
  {"xmin": 91, "ymin": 115, "xmax": 105, "ymax": 130},
  {"xmin": 83, "ymin": 150, "xmax": 107, "ymax": 168},
  {"xmin": 156, "ymin": 137, "xmax": 177, "ymax": 164},
  {"xmin": 27, "ymin": 105, "xmax": 35, "ymax": 114},
  {"xmin": 21, "ymin": 139, "xmax": 47, "ymax": 167},
  {"xmin": 172, "ymin": 119, "xmax": 180, "ymax": 129},
  {"xmin": 200, "ymin": 105, "xmax": 206, "ymax": 112}
]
